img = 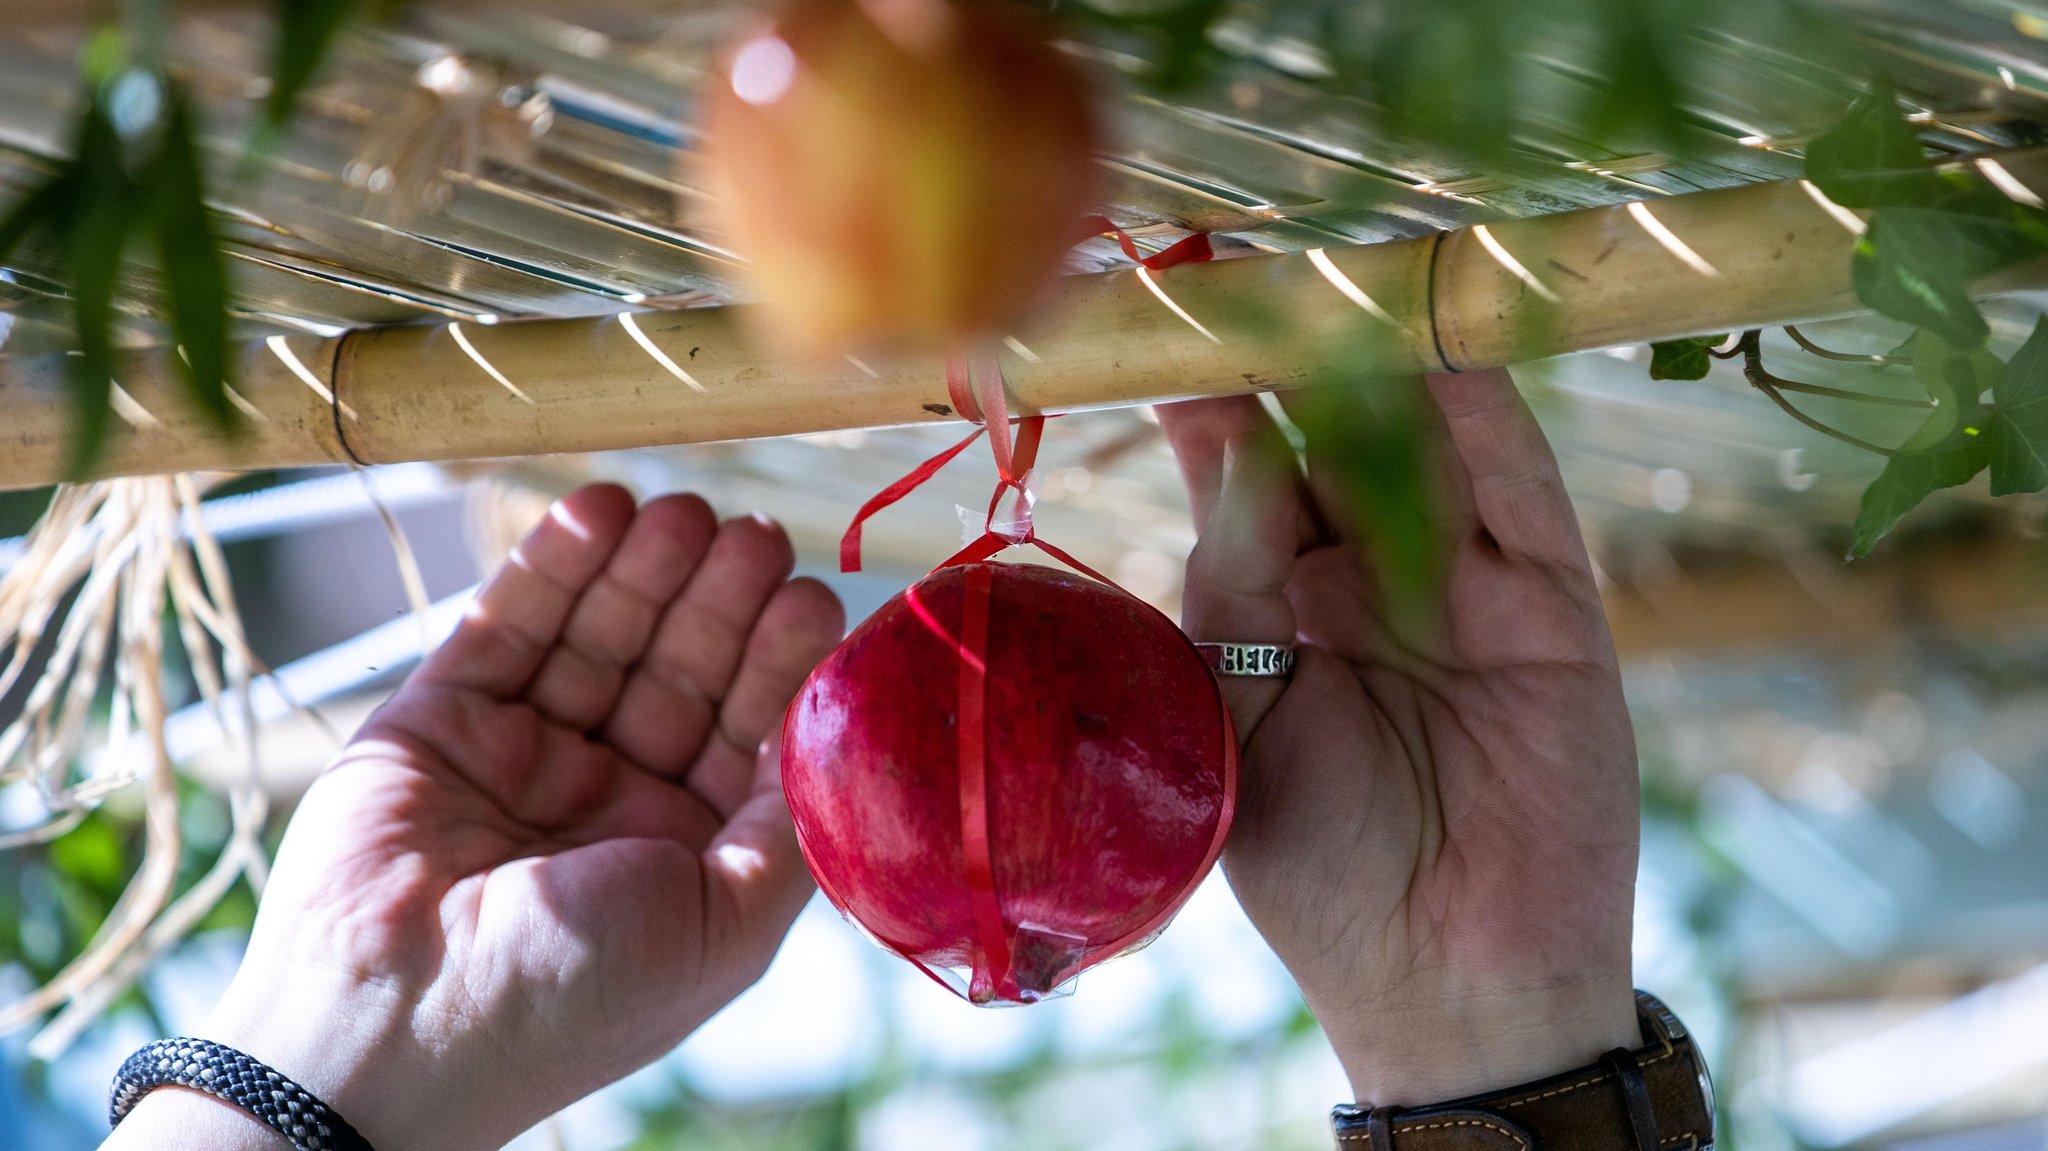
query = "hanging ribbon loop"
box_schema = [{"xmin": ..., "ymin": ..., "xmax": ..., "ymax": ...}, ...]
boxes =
[
  {"xmin": 838, "ymin": 215, "xmax": 1212, "ymax": 575},
  {"xmin": 842, "ymin": 347, "xmax": 1046, "ymax": 573}
]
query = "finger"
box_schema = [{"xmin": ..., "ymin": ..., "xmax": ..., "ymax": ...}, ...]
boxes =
[
  {"xmin": 1423, "ymin": 367, "xmax": 1590, "ymax": 570},
  {"xmin": 1156, "ymin": 396, "xmax": 1275, "ymax": 532},
  {"xmin": 1182, "ymin": 431, "xmax": 1300, "ymax": 741},
  {"xmin": 1276, "ymin": 378, "xmax": 1476, "ymax": 545},
  {"xmin": 702, "ymin": 734, "xmax": 816, "ymax": 980},
  {"xmin": 686, "ymin": 578, "xmax": 845, "ymax": 818},
  {"xmin": 1158, "ymin": 395, "xmax": 1328, "ymax": 552},
  {"xmin": 601, "ymin": 514, "xmax": 797, "ymax": 777},
  {"xmin": 418, "ymin": 484, "xmax": 636, "ymax": 698},
  {"xmin": 523, "ymin": 494, "xmax": 718, "ymax": 731}
]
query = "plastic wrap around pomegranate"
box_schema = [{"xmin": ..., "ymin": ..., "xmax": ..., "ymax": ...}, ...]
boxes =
[{"xmin": 782, "ymin": 561, "xmax": 1236, "ymax": 1005}]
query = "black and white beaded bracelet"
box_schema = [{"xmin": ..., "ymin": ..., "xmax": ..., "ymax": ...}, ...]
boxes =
[{"xmin": 110, "ymin": 1037, "xmax": 375, "ymax": 1151}]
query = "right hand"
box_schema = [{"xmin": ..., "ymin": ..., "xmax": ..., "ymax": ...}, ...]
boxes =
[{"xmin": 1157, "ymin": 373, "xmax": 1643, "ymax": 1106}]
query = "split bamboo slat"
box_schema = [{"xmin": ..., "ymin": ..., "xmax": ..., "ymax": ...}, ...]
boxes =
[{"xmin": 3, "ymin": 150, "xmax": 2047, "ymax": 491}]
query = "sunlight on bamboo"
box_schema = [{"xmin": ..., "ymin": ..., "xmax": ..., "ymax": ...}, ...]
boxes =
[
  {"xmin": 265, "ymin": 335, "xmax": 357, "ymax": 420},
  {"xmin": 1306, "ymin": 248, "xmax": 1399, "ymax": 325},
  {"xmin": 1799, "ymin": 180, "xmax": 1868, "ymax": 235},
  {"xmin": 1471, "ymin": 224, "xmax": 1561, "ymax": 303},
  {"xmin": 619, "ymin": 312, "xmax": 707, "ymax": 391},
  {"xmin": 1136, "ymin": 266, "xmax": 1222, "ymax": 344},
  {"xmin": 1627, "ymin": 203, "xmax": 1721, "ymax": 278},
  {"xmin": 449, "ymin": 321, "xmax": 535, "ymax": 404},
  {"xmin": 108, "ymin": 383, "xmax": 162, "ymax": 428},
  {"xmin": 1976, "ymin": 157, "xmax": 2046, "ymax": 208}
]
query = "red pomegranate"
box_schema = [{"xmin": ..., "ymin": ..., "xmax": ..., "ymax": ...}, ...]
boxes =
[
  {"xmin": 782, "ymin": 561, "xmax": 1235, "ymax": 1005},
  {"xmin": 697, "ymin": 0, "xmax": 1102, "ymax": 359}
]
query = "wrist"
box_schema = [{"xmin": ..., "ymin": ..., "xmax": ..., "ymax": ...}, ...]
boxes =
[
  {"xmin": 195, "ymin": 965, "xmax": 496, "ymax": 1151},
  {"xmin": 1314, "ymin": 973, "xmax": 1642, "ymax": 1106}
]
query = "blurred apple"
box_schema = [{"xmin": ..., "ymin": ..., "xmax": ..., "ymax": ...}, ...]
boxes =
[{"xmin": 699, "ymin": 0, "xmax": 1101, "ymax": 359}]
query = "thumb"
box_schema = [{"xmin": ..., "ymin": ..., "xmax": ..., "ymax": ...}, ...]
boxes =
[
  {"xmin": 704, "ymin": 733, "xmax": 816, "ymax": 971},
  {"xmin": 1183, "ymin": 432, "xmax": 1300, "ymax": 743}
]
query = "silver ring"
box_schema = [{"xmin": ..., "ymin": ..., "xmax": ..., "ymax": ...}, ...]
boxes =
[{"xmin": 1195, "ymin": 643, "xmax": 1296, "ymax": 678}]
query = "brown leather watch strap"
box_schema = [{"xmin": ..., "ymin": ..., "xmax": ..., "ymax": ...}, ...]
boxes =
[{"xmin": 1330, "ymin": 992, "xmax": 1715, "ymax": 1150}]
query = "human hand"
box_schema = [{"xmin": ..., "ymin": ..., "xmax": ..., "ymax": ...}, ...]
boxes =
[
  {"xmin": 112, "ymin": 484, "xmax": 844, "ymax": 1151},
  {"xmin": 1157, "ymin": 372, "xmax": 1641, "ymax": 1106}
]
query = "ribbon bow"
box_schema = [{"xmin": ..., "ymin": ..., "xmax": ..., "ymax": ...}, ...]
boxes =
[{"xmin": 838, "ymin": 217, "xmax": 1213, "ymax": 577}]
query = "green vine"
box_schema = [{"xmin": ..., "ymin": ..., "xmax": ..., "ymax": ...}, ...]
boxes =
[{"xmin": 1652, "ymin": 80, "xmax": 2048, "ymax": 556}]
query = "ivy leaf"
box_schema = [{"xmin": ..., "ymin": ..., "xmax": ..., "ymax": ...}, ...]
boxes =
[
  {"xmin": 1649, "ymin": 334, "xmax": 1727, "ymax": 380},
  {"xmin": 1849, "ymin": 330, "xmax": 1999, "ymax": 555},
  {"xmin": 1989, "ymin": 317, "xmax": 2048, "ymax": 494},
  {"xmin": 1803, "ymin": 78, "xmax": 1943, "ymax": 209},
  {"xmin": 1849, "ymin": 421, "xmax": 1991, "ymax": 556},
  {"xmin": 1853, "ymin": 205, "xmax": 2048, "ymax": 347},
  {"xmin": 149, "ymin": 85, "xmax": 237, "ymax": 432}
]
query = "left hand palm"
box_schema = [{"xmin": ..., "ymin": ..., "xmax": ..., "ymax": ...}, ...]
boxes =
[{"xmin": 212, "ymin": 485, "xmax": 843, "ymax": 1149}]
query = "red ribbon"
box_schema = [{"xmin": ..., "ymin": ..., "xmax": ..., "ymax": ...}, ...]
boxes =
[
  {"xmin": 838, "ymin": 215, "xmax": 1213, "ymax": 575},
  {"xmin": 955, "ymin": 562, "xmax": 1015, "ymax": 1001},
  {"xmin": 841, "ymin": 347, "xmax": 1050, "ymax": 574},
  {"xmin": 1078, "ymin": 214, "xmax": 1215, "ymax": 271},
  {"xmin": 827, "ymin": 216, "xmax": 1221, "ymax": 1001}
]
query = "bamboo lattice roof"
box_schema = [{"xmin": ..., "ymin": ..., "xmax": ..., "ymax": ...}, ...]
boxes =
[{"xmin": 2, "ymin": 0, "xmax": 2047, "ymax": 581}]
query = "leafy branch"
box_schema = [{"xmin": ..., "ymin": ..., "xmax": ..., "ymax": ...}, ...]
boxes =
[
  {"xmin": 1783, "ymin": 324, "xmax": 1907, "ymax": 365},
  {"xmin": 1736, "ymin": 330, "xmax": 1900, "ymax": 458},
  {"xmin": 1650, "ymin": 80, "xmax": 2048, "ymax": 556}
]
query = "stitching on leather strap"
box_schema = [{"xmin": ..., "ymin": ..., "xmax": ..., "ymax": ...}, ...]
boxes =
[
  {"xmin": 1492, "ymin": 1046, "xmax": 1678, "ymax": 1109},
  {"xmin": 1334, "ymin": 1117, "xmax": 1534, "ymax": 1149}
]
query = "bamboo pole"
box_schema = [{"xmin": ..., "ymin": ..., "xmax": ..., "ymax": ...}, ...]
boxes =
[{"xmin": 4, "ymin": 152, "xmax": 2048, "ymax": 490}]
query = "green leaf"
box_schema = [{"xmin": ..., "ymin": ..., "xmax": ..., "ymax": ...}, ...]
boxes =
[
  {"xmin": 1803, "ymin": 78, "xmax": 1943, "ymax": 209},
  {"xmin": 1850, "ymin": 329, "xmax": 1998, "ymax": 555},
  {"xmin": 149, "ymin": 85, "xmax": 237, "ymax": 432},
  {"xmin": 54, "ymin": 93, "xmax": 138, "ymax": 479},
  {"xmin": 0, "ymin": 172, "xmax": 66, "ymax": 266},
  {"xmin": 48, "ymin": 814, "xmax": 127, "ymax": 892},
  {"xmin": 1989, "ymin": 317, "xmax": 2048, "ymax": 494},
  {"xmin": 1849, "ymin": 421, "xmax": 1992, "ymax": 556},
  {"xmin": 1905, "ymin": 326, "xmax": 1997, "ymax": 440},
  {"xmin": 1649, "ymin": 334, "xmax": 1728, "ymax": 381},
  {"xmin": 1853, "ymin": 205, "xmax": 2048, "ymax": 346},
  {"xmin": 1361, "ymin": 0, "xmax": 1524, "ymax": 165},
  {"xmin": 1291, "ymin": 370, "xmax": 1443, "ymax": 634},
  {"xmin": 1583, "ymin": 0, "xmax": 1691, "ymax": 155},
  {"xmin": 259, "ymin": 0, "xmax": 362, "ymax": 142}
]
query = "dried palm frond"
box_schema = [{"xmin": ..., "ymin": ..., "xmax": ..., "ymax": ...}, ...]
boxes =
[{"xmin": 0, "ymin": 476, "xmax": 270, "ymax": 1056}]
